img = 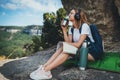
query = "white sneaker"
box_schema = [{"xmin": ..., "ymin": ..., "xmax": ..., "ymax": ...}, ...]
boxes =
[
  {"xmin": 30, "ymin": 66, "xmax": 52, "ymax": 80},
  {"xmin": 30, "ymin": 65, "xmax": 43, "ymax": 75},
  {"xmin": 30, "ymin": 65, "xmax": 44, "ymax": 79}
]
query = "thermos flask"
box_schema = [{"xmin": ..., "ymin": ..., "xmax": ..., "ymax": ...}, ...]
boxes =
[{"xmin": 78, "ymin": 40, "xmax": 88, "ymax": 70}]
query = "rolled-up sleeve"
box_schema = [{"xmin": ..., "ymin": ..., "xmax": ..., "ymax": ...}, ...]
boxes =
[{"xmin": 81, "ymin": 23, "xmax": 90, "ymax": 35}]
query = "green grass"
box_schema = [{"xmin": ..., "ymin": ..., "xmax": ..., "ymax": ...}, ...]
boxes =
[
  {"xmin": 88, "ymin": 52, "xmax": 120, "ymax": 72},
  {"xmin": 63, "ymin": 52, "xmax": 120, "ymax": 73}
]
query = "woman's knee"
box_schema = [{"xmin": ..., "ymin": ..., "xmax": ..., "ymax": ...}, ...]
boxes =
[
  {"xmin": 88, "ymin": 53, "xmax": 95, "ymax": 61},
  {"xmin": 61, "ymin": 52, "xmax": 70, "ymax": 56},
  {"xmin": 56, "ymin": 46, "xmax": 63, "ymax": 52}
]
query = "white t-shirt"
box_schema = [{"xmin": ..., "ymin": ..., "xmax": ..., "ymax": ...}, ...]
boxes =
[{"xmin": 68, "ymin": 23, "xmax": 94, "ymax": 42}]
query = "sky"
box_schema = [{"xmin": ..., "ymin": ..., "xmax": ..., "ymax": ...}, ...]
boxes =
[{"xmin": 0, "ymin": 0, "xmax": 63, "ymax": 26}]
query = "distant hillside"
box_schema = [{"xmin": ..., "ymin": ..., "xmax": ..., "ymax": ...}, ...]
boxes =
[
  {"xmin": 0, "ymin": 26, "xmax": 24, "ymax": 30},
  {"xmin": 0, "ymin": 30, "xmax": 33, "ymax": 58}
]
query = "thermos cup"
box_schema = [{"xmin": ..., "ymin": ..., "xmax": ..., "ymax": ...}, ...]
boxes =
[{"xmin": 62, "ymin": 16, "xmax": 69, "ymax": 27}]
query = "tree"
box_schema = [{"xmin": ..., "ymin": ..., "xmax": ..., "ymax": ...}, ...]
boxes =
[
  {"xmin": 32, "ymin": 36, "xmax": 42, "ymax": 52},
  {"xmin": 42, "ymin": 12, "xmax": 57, "ymax": 48},
  {"xmin": 56, "ymin": 8, "xmax": 67, "ymax": 41},
  {"xmin": 41, "ymin": 8, "xmax": 67, "ymax": 48},
  {"xmin": 56, "ymin": 8, "xmax": 67, "ymax": 21}
]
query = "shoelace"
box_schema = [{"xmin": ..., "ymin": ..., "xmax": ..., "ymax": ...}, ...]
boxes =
[
  {"xmin": 33, "ymin": 65, "xmax": 44, "ymax": 74},
  {"xmin": 38, "ymin": 65, "xmax": 52, "ymax": 76},
  {"xmin": 38, "ymin": 65, "xmax": 44, "ymax": 70}
]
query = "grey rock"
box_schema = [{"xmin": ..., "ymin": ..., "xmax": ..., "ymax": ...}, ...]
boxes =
[
  {"xmin": 0, "ymin": 47, "xmax": 120, "ymax": 80},
  {"xmin": 115, "ymin": 0, "xmax": 120, "ymax": 15}
]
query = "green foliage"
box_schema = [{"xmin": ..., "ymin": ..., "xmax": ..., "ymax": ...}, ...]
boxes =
[
  {"xmin": 41, "ymin": 8, "xmax": 67, "ymax": 48},
  {"xmin": 0, "ymin": 8, "xmax": 67, "ymax": 58},
  {"xmin": 32, "ymin": 36, "xmax": 43, "ymax": 52},
  {"xmin": 0, "ymin": 30, "xmax": 11, "ymax": 41},
  {"xmin": 0, "ymin": 31, "xmax": 32, "ymax": 58},
  {"xmin": 56, "ymin": 8, "xmax": 67, "ymax": 20}
]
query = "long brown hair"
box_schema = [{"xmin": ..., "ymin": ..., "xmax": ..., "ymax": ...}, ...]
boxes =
[{"xmin": 74, "ymin": 8, "xmax": 89, "ymax": 28}]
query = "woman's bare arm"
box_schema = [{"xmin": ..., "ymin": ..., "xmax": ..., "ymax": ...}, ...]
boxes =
[
  {"xmin": 68, "ymin": 34, "xmax": 87, "ymax": 48},
  {"xmin": 61, "ymin": 24, "xmax": 73, "ymax": 42}
]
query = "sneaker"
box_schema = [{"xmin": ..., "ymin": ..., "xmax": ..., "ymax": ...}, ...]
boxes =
[
  {"xmin": 30, "ymin": 65, "xmax": 44, "ymax": 79},
  {"xmin": 30, "ymin": 66, "xmax": 52, "ymax": 80}
]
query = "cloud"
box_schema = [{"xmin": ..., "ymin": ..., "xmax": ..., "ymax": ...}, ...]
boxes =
[
  {"xmin": 1, "ymin": 0, "xmax": 63, "ymax": 12},
  {"xmin": 0, "ymin": 0, "xmax": 63, "ymax": 26},
  {"xmin": 2, "ymin": 12, "xmax": 6, "ymax": 16},
  {"xmin": 1, "ymin": 3, "xmax": 17, "ymax": 10}
]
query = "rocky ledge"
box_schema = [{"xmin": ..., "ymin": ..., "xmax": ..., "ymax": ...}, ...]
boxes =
[{"xmin": 0, "ymin": 46, "xmax": 120, "ymax": 80}]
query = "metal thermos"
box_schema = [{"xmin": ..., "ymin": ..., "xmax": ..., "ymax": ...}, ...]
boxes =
[{"xmin": 78, "ymin": 40, "xmax": 88, "ymax": 70}]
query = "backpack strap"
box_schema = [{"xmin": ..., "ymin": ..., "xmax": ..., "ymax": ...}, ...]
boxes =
[
  {"xmin": 71, "ymin": 23, "xmax": 83, "ymax": 34},
  {"xmin": 71, "ymin": 23, "xmax": 90, "ymax": 42},
  {"xmin": 71, "ymin": 28, "xmax": 74, "ymax": 42}
]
